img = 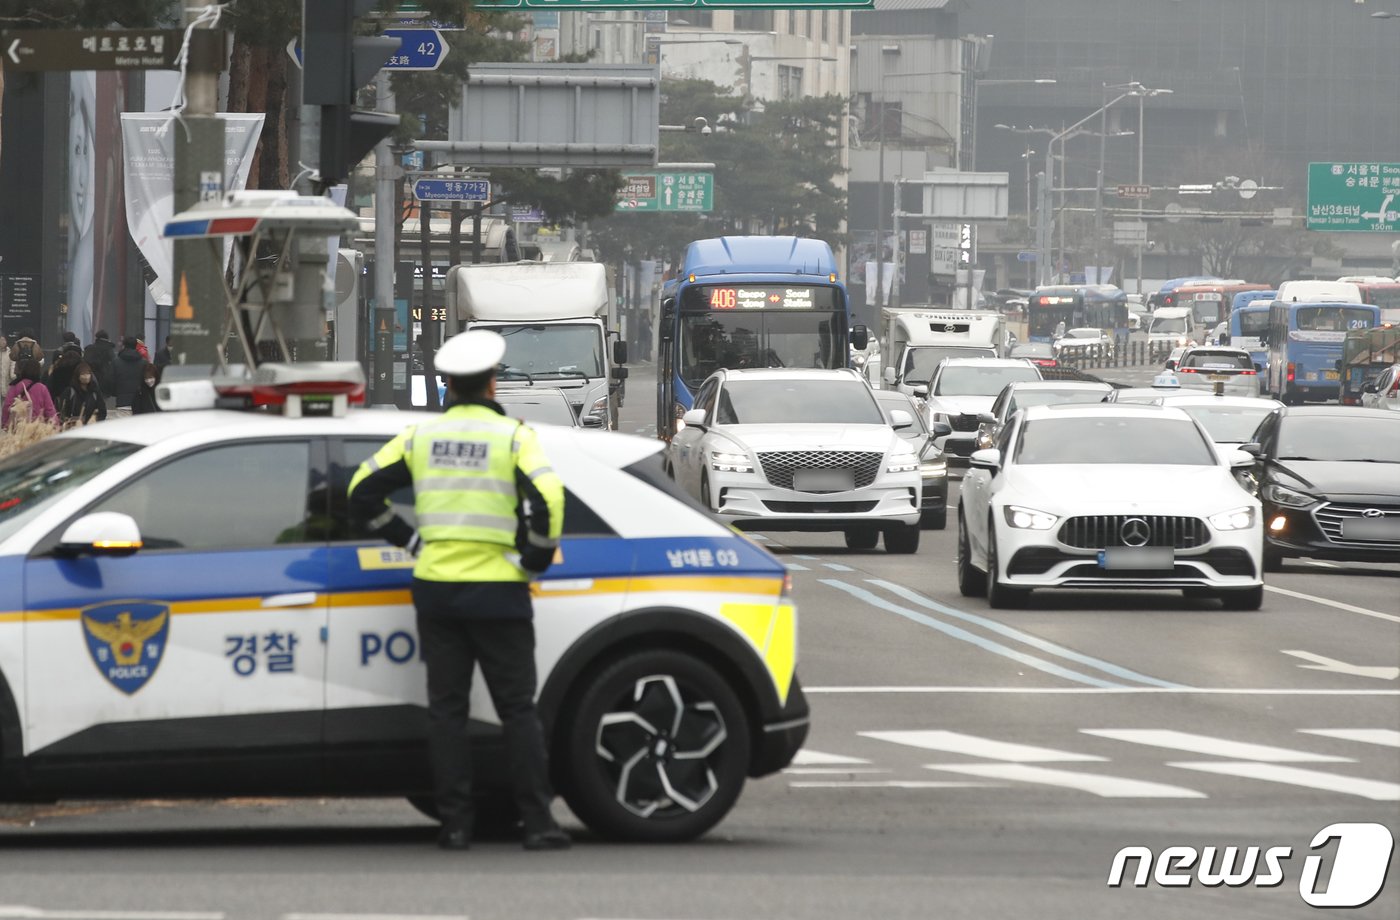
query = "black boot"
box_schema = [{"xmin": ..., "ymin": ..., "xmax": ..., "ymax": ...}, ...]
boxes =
[
  {"xmin": 437, "ymin": 823, "xmax": 471, "ymax": 850},
  {"xmin": 522, "ymin": 826, "xmax": 571, "ymax": 850}
]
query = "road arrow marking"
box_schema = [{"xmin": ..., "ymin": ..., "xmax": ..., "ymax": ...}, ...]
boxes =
[
  {"xmin": 8, "ymin": 39, "xmax": 20, "ymax": 65},
  {"xmin": 1282, "ymin": 650, "xmax": 1400, "ymax": 681}
]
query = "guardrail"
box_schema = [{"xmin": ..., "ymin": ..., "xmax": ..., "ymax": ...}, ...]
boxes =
[{"xmin": 1054, "ymin": 339, "xmax": 1174, "ymax": 371}]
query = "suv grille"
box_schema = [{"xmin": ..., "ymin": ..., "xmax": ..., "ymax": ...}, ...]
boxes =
[
  {"xmin": 948, "ymin": 413, "xmax": 982, "ymax": 432},
  {"xmin": 757, "ymin": 451, "xmax": 883, "ymax": 491},
  {"xmin": 1313, "ymin": 503, "xmax": 1400, "ymax": 545},
  {"xmin": 1058, "ymin": 515, "xmax": 1208, "ymax": 549}
]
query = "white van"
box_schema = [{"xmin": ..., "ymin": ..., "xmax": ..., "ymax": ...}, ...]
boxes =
[{"xmin": 1148, "ymin": 306, "xmax": 1194, "ymax": 348}]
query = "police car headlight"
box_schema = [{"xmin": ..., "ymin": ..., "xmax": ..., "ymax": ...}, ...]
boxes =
[
  {"xmin": 1003, "ymin": 504, "xmax": 1058, "ymax": 530},
  {"xmin": 886, "ymin": 449, "xmax": 919, "ymax": 474},
  {"xmin": 710, "ymin": 450, "xmax": 754, "ymax": 473},
  {"xmin": 1208, "ymin": 506, "xmax": 1256, "ymax": 531}
]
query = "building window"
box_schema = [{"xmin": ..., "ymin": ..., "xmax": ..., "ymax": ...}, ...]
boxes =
[
  {"xmin": 668, "ymin": 10, "xmax": 712, "ymax": 28},
  {"xmin": 734, "ymin": 10, "xmax": 773, "ymax": 32},
  {"xmin": 836, "ymin": 13, "xmax": 844, "ymax": 45},
  {"xmin": 779, "ymin": 64, "xmax": 804, "ymax": 100},
  {"xmin": 822, "ymin": 11, "xmax": 830, "ymax": 43}
]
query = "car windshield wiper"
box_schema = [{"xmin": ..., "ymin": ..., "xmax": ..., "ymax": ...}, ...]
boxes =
[{"xmin": 535, "ymin": 369, "xmax": 589, "ymax": 380}]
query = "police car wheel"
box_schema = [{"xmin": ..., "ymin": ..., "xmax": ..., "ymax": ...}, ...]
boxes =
[{"xmin": 560, "ymin": 650, "xmax": 750, "ymax": 842}]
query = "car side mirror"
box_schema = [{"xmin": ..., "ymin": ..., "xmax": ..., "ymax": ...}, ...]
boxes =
[
  {"xmin": 851, "ymin": 324, "xmax": 869, "ymax": 351},
  {"xmin": 57, "ymin": 512, "xmax": 143, "ymax": 557},
  {"xmin": 889, "ymin": 408, "xmax": 913, "ymax": 430},
  {"xmin": 1239, "ymin": 442, "xmax": 1264, "ymax": 458},
  {"xmin": 1227, "ymin": 449, "xmax": 1255, "ymax": 470},
  {"xmin": 582, "ymin": 414, "xmax": 605, "ymax": 428},
  {"xmin": 681, "ymin": 408, "xmax": 708, "ymax": 429},
  {"xmin": 969, "ymin": 448, "xmax": 1002, "ymax": 472},
  {"xmin": 931, "ymin": 421, "xmax": 953, "ymax": 438},
  {"xmin": 977, "ymin": 412, "xmax": 996, "ymax": 425},
  {"xmin": 1362, "ymin": 381, "xmax": 1380, "ymax": 394},
  {"xmin": 912, "ymin": 384, "xmax": 929, "ymax": 398},
  {"xmin": 883, "ymin": 366, "xmax": 897, "ymax": 386},
  {"xmin": 613, "ymin": 340, "xmax": 629, "ymax": 365}
]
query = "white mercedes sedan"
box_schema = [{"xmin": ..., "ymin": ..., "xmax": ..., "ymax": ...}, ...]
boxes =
[
  {"xmin": 668, "ymin": 368, "xmax": 924, "ymax": 553},
  {"xmin": 957, "ymin": 403, "xmax": 1263, "ymax": 609}
]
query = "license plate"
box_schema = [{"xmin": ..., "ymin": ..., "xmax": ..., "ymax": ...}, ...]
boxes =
[
  {"xmin": 1097, "ymin": 547, "xmax": 1175, "ymax": 570},
  {"xmin": 1325, "ymin": 370, "xmax": 1340, "ymax": 381},
  {"xmin": 1209, "ymin": 374, "xmax": 1231, "ymax": 382},
  {"xmin": 1341, "ymin": 517, "xmax": 1400, "ymax": 542},
  {"xmin": 793, "ymin": 468, "xmax": 854, "ymax": 492}
]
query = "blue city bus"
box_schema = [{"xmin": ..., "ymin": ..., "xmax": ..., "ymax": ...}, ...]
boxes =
[
  {"xmin": 656, "ymin": 236, "xmax": 865, "ymax": 439},
  {"xmin": 1026, "ymin": 285, "xmax": 1129, "ymax": 343},
  {"xmin": 1265, "ymin": 300, "xmax": 1381, "ymax": 403},
  {"xmin": 1227, "ymin": 289, "xmax": 1277, "ymax": 378}
]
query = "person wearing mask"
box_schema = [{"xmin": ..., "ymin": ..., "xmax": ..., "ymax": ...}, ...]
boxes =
[
  {"xmin": 83, "ymin": 330, "xmax": 117, "ymax": 405},
  {"xmin": 57, "ymin": 361, "xmax": 107, "ymax": 426},
  {"xmin": 132, "ymin": 363, "xmax": 162, "ymax": 414},
  {"xmin": 46, "ymin": 344, "xmax": 83, "ymax": 399},
  {"xmin": 51, "ymin": 331, "xmax": 81, "ymax": 366},
  {"xmin": 347, "ymin": 330, "xmax": 569, "ymax": 853},
  {"xmin": 3, "ymin": 359, "xmax": 58, "ymax": 430},
  {"xmin": 154, "ymin": 336, "xmax": 174, "ymax": 368},
  {"xmin": 111, "ymin": 336, "xmax": 145, "ymax": 417}
]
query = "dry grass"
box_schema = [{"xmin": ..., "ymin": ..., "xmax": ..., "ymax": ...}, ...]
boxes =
[{"xmin": 0, "ymin": 415, "xmax": 60, "ymax": 459}]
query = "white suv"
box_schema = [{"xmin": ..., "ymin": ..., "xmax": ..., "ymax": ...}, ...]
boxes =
[
  {"xmin": 923, "ymin": 358, "xmax": 1043, "ymax": 464},
  {"xmin": 667, "ymin": 368, "xmax": 924, "ymax": 553}
]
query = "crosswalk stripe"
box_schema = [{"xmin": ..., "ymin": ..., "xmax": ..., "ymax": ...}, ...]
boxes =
[
  {"xmin": 922, "ymin": 763, "xmax": 1206, "ymax": 798},
  {"xmin": 1298, "ymin": 729, "xmax": 1400, "ymax": 748},
  {"xmin": 791, "ymin": 748, "xmax": 872, "ymax": 766},
  {"xmin": 789, "ymin": 780, "xmax": 997, "ymax": 790},
  {"xmin": 861, "ymin": 730, "xmax": 1105, "ymax": 763},
  {"xmin": 1168, "ymin": 762, "xmax": 1400, "ymax": 801},
  {"xmin": 783, "ymin": 767, "xmax": 891, "ymax": 775},
  {"xmin": 1081, "ymin": 729, "xmax": 1353, "ymax": 763}
]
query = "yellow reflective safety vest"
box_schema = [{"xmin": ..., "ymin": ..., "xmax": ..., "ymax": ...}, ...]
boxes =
[{"xmin": 351, "ymin": 403, "xmax": 564, "ymax": 583}]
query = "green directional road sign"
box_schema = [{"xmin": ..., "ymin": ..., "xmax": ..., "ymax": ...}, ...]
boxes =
[
  {"xmin": 616, "ymin": 171, "xmax": 714, "ymax": 213},
  {"xmin": 1307, "ymin": 162, "xmax": 1400, "ymax": 232},
  {"xmin": 477, "ymin": 0, "xmax": 870, "ymax": 9}
]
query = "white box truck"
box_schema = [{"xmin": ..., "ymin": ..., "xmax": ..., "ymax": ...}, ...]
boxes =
[
  {"xmin": 445, "ymin": 261, "xmax": 627, "ymax": 429},
  {"xmin": 874, "ymin": 307, "xmax": 1009, "ymax": 396}
]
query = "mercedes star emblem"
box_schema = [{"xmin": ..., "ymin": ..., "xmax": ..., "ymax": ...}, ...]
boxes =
[{"xmin": 1120, "ymin": 517, "xmax": 1152, "ymax": 547}]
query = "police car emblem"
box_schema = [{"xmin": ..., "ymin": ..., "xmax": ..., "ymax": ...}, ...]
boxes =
[{"xmin": 81, "ymin": 602, "xmax": 170, "ymax": 695}]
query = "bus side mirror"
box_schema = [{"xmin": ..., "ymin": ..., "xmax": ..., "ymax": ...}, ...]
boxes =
[
  {"xmin": 613, "ymin": 340, "xmax": 629, "ymax": 365},
  {"xmin": 851, "ymin": 324, "xmax": 869, "ymax": 350}
]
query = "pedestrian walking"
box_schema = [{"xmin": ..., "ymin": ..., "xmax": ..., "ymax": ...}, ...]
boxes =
[
  {"xmin": 0, "ymin": 336, "xmax": 11, "ymax": 389},
  {"xmin": 132, "ymin": 363, "xmax": 162, "ymax": 414},
  {"xmin": 638, "ymin": 310, "xmax": 653, "ymax": 362},
  {"xmin": 348, "ymin": 329, "xmax": 570, "ymax": 852},
  {"xmin": 83, "ymin": 331, "xmax": 117, "ymax": 403},
  {"xmin": 3, "ymin": 359, "xmax": 58, "ymax": 431},
  {"xmin": 111, "ymin": 336, "xmax": 145, "ymax": 417},
  {"xmin": 9, "ymin": 329, "xmax": 43, "ymax": 369},
  {"xmin": 50, "ymin": 331, "xmax": 80, "ymax": 366},
  {"xmin": 57, "ymin": 361, "xmax": 107, "ymax": 426},
  {"xmin": 46, "ymin": 344, "xmax": 83, "ymax": 399},
  {"xmin": 154, "ymin": 336, "xmax": 174, "ymax": 367}
]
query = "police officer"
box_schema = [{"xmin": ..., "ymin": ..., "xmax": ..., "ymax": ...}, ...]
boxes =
[{"xmin": 348, "ymin": 329, "xmax": 570, "ymax": 851}]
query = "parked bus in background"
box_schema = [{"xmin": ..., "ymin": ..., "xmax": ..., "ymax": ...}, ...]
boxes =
[
  {"xmin": 656, "ymin": 236, "xmax": 866, "ymax": 439},
  {"xmin": 1026, "ymin": 285, "xmax": 1129, "ymax": 343},
  {"xmin": 1265, "ymin": 300, "xmax": 1381, "ymax": 404},
  {"xmin": 1342, "ymin": 277, "xmax": 1400, "ymax": 324},
  {"xmin": 1173, "ymin": 282, "xmax": 1272, "ymax": 342}
]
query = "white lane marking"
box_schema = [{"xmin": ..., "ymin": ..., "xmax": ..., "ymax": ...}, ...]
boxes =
[
  {"xmin": 1281, "ymin": 650, "xmax": 1399, "ymax": 681},
  {"xmin": 1299, "ymin": 729, "xmax": 1400, "ymax": 748},
  {"xmin": 1168, "ymin": 762, "xmax": 1400, "ymax": 801},
  {"xmin": 793, "ymin": 554, "xmax": 818, "ymax": 560},
  {"xmin": 791, "ymin": 748, "xmax": 872, "ymax": 766},
  {"xmin": 748, "ymin": 534, "xmax": 768, "ymax": 541},
  {"xmin": 923, "ymin": 763, "xmax": 1207, "ymax": 799},
  {"xmin": 821, "ymin": 580, "xmax": 1127, "ymax": 689},
  {"xmin": 861, "ymin": 730, "xmax": 1104, "ymax": 763},
  {"xmin": 1305, "ymin": 560, "xmax": 1339, "ymax": 568},
  {"xmin": 822, "ymin": 562, "xmax": 855, "ymax": 572},
  {"xmin": 805, "ymin": 686, "xmax": 1400, "ymax": 695},
  {"xmin": 784, "ymin": 563, "xmax": 810, "ymax": 572},
  {"xmin": 782, "ymin": 767, "xmax": 892, "ymax": 775},
  {"xmin": 867, "ymin": 579, "xmax": 1183, "ymax": 689},
  {"xmin": 1081, "ymin": 729, "xmax": 1352, "ymax": 763},
  {"xmin": 0, "ymin": 911, "xmax": 224, "ymax": 920},
  {"xmin": 789, "ymin": 780, "xmax": 997, "ymax": 790},
  {"xmin": 285, "ymin": 916, "xmax": 468, "ymax": 920},
  {"xmin": 1264, "ymin": 585, "xmax": 1400, "ymax": 624}
]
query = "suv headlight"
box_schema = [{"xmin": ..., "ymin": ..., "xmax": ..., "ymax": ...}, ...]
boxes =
[
  {"xmin": 1003, "ymin": 505, "xmax": 1058, "ymax": 530},
  {"xmin": 710, "ymin": 450, "xmax": 753, "ymax": 473},
  {"xmin": 1262, "ymin": 483, "xmax": 1317, "ymax": 508},
  {"xmin": 919, "ymin": 455, "xmax": 947, "ymax": 477},
  {"xmin": 886, "ymin": 449, "xmax": 919, "ymax": 474},
  {"xmin": 1208, "ymin": 506, "xmax": 1256, "ymax": 531}
]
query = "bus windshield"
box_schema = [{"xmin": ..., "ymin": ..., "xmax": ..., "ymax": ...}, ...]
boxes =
[
  {"xmin": 1029, "ymin": 303, "xmax": 1077, "ymax": 338},
  {"xmin": 679, "ymin": 311, "xmax": 842, "ymax": 386},
  {"xmin": 1235, "ymin": 310, "xmax": 1270, "ymax": 337},
  {"xmin": 496, "ymin": 323, "xmax": 604, "ymax": 379},
  {"xmin": 1294, "ymin": 307, "xmax": 1376, "ymax": 332}
]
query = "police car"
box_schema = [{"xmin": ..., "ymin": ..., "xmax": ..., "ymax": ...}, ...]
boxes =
[{"xmin": 0, "ymin": 364, "xmax": 806, "ymax": 842}]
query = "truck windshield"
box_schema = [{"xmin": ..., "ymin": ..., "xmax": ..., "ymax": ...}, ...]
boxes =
[
  {"xmin": 496, "ymin": 324, "xmax": 604, "ymax": 379},
  {"xmin": 1150, "ymin": 315, "xmax": 1188, "ymax": 336},
  {"xmin": 679, "ymin": 311, "xmax": 843, "ymax": 386},
  {"xmin": 903, "ymin": 346, "xmax": 996, "ymax": 384}
]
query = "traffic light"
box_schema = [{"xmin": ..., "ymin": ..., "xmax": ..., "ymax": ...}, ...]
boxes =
[{"xmin": 303, "ymin": 0, "xmax": 401, "ymax": 187}]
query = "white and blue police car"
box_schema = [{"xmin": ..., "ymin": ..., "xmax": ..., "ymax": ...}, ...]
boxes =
[{"xmin": 0, "ymin": 364, "xmax": 806, "ymax": 842}]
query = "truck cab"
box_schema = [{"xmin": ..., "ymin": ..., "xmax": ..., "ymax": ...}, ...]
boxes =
[{"xmin": 877, "ymin": 308, "xmax": 1007, "ymax": 396}]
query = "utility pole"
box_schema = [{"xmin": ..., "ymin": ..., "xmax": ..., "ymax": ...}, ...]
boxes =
[
  {"xmin": 372, "ymin": 69, "xmax": 397, "ymax": 406},
  {"xmin": 170, "ymin": 12, "xmax": 227, "ymax": 365}
]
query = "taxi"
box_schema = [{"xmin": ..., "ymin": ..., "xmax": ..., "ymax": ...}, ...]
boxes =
[{"xmin": 0, "ymin": 364, "xmax": 806, "ymax": 843}]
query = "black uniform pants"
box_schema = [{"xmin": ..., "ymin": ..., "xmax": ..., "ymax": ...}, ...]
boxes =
[{"xmin": 413, "ymin": 586, "xmax": 556, "ymax": 834}]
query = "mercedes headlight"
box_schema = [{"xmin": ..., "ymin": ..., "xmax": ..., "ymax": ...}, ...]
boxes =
[
  {"xmin": 710, "ymin": 449, "xmax": 753, "ymax": 473},
  {"xmin": 886, "ymin": 449, "xmax": 919, "ymax": 474},
  {"xmin": 1262, "ymin": 483, "xmax": 1317, "ymax": 508},
  {"xmin": 1208, "ymin": 506, "xmax": 1256, "ymax": 531},
  {"xmin": 1003, "ymin": 505, "xmax": 1058, "ymax": 530}
]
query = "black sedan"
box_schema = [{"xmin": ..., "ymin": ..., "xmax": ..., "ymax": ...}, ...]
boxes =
[{"xmin": 1243, "ymin": 406, "xmax": 1400, "ymax": 570}]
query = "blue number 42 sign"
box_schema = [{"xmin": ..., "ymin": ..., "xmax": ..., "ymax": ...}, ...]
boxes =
[{"xmin": 383, "ymin": 28, "xmax": 450, "ymax": 71}]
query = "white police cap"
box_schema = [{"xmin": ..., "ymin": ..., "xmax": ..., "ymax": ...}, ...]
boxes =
[{"xmin": 435, "ymin": 329, "xmax": 506, "ymax": 376}]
